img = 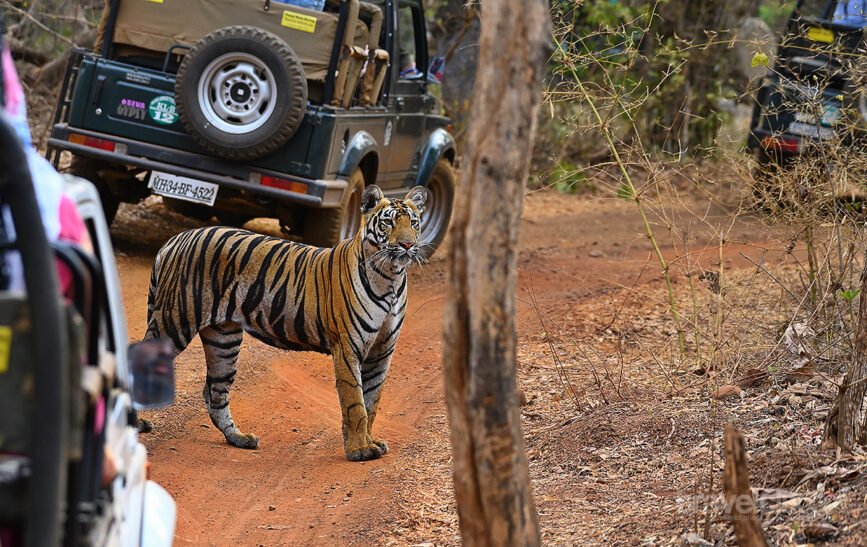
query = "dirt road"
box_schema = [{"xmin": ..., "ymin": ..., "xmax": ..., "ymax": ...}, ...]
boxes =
[{"xmin": 113, "ymin": 191, "xmax": 777, "ymax": 546}]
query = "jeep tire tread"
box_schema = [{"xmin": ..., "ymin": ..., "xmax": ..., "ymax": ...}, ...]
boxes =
[
  {"xmin": 418, "ymin": 159, "xmax": 456, "ymax": 259},
  {"xmin": 303, "ymin": 169, "xmax": 365, "ymax": 248}
]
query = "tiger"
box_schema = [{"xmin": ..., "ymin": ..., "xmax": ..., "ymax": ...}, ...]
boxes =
[{"xmin": 144, "ymin": 185, "xmax": 427, "ymax": 462}]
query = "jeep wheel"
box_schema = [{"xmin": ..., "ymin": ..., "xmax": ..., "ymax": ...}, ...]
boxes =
[
  {"xmin": 69, "ymin": 156, "xmax": 119, "ymax": 225},
  {"xmin": 418, "ymin": 159, "xmax": 456, "ymax": 259},
  {"xmin": 304, "ymin": 170, "xmax": 364, "ymax": 248},
  {"xmin": 176, "ymin": 26, "xmax": 307, "ymax": 161}
]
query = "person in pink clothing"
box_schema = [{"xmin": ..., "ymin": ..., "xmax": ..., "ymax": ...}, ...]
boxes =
[{"xmin": 1, "ymin": 39, "xmax": 91, "ymax": 296}]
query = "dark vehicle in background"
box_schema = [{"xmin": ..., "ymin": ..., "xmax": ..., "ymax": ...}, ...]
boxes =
[
  {"xmin": 747, "ymin": 0, "xmax": 867, "ymax": 171},
  {"xmin": 47, "ymin": 0, "xmax": 456, "ymax": 252}
]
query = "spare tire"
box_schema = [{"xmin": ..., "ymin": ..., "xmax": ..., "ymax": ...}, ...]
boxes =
[{"xmin": 175, "ymin": 26, "xmax": 307, "ymax": 161}]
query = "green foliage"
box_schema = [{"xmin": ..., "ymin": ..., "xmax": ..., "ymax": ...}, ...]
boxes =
[
  {"xmin": 546, "ymin": 161, "xmax": 595, "ymax": 195},
  {"xmin": 839, "ymin": 289, "xmax": 861, "ymax": 302},
  {"xmin": 615, "ymin": 182, "xmax": 635, "ymax": 200},
  {"xmin": 751, "ymin": 52, "xmax": 771, "ymax": 68}
]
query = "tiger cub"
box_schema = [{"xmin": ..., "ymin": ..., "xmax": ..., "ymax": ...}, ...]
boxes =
[{"xmin": 145, "ymin": 185, "xmax": 426, "ymax": 461}]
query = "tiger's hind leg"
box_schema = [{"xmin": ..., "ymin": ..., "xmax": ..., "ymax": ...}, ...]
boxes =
[{"xmin": 200, "ymin": 322, "xmax": 259, "ymax": 449}]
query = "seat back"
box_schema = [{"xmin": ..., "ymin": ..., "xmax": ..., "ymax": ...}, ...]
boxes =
[{"xmin": 111, "ymin": 0, "xmax": 368, "ymax": 82}]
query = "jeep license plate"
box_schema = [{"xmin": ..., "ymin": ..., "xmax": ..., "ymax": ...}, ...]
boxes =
[{"xmin": 148, "ymin": 171, "xmax": 218, "ymax": 206}]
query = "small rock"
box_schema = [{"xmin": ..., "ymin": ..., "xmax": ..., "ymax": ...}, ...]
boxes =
[
  {"xmin": 343, "ymin": 497, "xmax": 350, "ymax": 502},
  {"xmin": 712, "ymin": 385, "xmax": 742, "ymax": 399},
  {"xmin": 308, "ymin": 524, "xmax": 314, "ymax": 529},
  {"xmin": 588, "ymin": 250, "xmax": 604, "ymax": 258},
  {"xmin": 268, "ymin": 505, "xmax": 276, "ymax": 511}
]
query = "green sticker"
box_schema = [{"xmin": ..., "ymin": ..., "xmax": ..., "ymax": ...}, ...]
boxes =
[{"xmin": 149, "ymin": 95, "xmax": 178, "ymax": 125}]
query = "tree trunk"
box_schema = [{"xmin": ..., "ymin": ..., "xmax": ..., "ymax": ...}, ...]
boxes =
[
  {"xmin": 723, "ymin": 424, "xmax": 769, "ymax": 547},
  {"xmin": 442, "ymin": 1, "xmax": 550, "ymax": 546},
  {"xmin": 823, "ymin": 262, "xmax": 867, "ymax": 450}
]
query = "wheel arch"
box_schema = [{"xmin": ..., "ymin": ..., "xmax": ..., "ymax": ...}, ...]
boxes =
[
  {"xmin": 414, "ymin": 128, "xmax": 457, "ymax": 187},
  {"xmin": 338, "ymin": 130, "xmax": 379, "ymax": 185}
]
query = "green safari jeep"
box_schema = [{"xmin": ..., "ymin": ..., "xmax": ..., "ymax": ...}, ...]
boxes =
[{"xmin": 47, "ymin": 0, "xmax": 456, "ymax": 252}]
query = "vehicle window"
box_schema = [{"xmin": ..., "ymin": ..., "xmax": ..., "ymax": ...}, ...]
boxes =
[
  {"xmin": 832, "ymin": 0, "xmax": 867, "ymax": 26},
  {"xmin": 397, "ymin": 5, "xmax": 423, "ymax": 80}
]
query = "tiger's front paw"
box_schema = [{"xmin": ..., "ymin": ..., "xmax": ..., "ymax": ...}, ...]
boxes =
[
  {"xmin": 345, "ymin": 442, "xmax": 384, "ymax": 462},
  {"xmin": 226, "ymin": 431, "xmax": 260, "ymax": 450},
  {"xmin": 371, "ymin": 439, "xmax": 389, "ymax": 455}
]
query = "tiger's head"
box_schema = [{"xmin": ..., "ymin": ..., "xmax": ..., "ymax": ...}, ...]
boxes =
[{"xmin": 360, "ymin": 185, "xmax": 428, "ymax": 268}]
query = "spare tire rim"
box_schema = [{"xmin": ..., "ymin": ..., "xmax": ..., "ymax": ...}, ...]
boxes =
[
  {"xmin": 340, "ymin": 185, "xmax": 362, "ymax": 241},
  {"xmin": 420, "ymin": 176, "xmax": 450, "ymax": 246},
  {"xmin": 198, "ymin": 52, "xmax": 277, "ymax": 135}
]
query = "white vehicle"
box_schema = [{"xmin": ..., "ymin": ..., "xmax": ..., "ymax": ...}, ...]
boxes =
[{"xmin": 0, "ymin": 116, "xmax": 176, "ymax": 547}]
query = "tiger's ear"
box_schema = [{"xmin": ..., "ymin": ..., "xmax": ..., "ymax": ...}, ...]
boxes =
[
  {"xmin": 405, "ymin": 186, "xmax": 428, "ymax": 213},
  {"xmin": 361, "ymin": 185, "xmax": 384, "ymax": 214}
]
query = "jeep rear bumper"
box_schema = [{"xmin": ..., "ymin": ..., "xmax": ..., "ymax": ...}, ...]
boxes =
[{"xmin": 48, "ymin": 125, "xmax": 346, "ymax": 208}]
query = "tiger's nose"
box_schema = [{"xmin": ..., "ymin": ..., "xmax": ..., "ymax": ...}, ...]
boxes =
[{"xmin": 398, "ymin": 241, "xmax": 414, "ymax": 250}]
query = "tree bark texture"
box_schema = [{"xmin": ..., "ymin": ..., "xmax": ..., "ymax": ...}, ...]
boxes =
[
  {"xmin": 723, "ymin": 424, "xmax": 769, "ymax": 547},
  {"xmin": 823, "ymin": 262, "xmax": 867, "ymax": 450},
  {"xmin": 442, "ymin": 1, "xmax": 550, "ymax": 546}
]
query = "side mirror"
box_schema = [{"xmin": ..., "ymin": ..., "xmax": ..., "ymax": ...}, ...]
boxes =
[
  {"xmin": 128, "ymin": 338, "xmax": 175, "ymax": 410},
  {"xmin": 428, "ymin": 56, "xmax": 445, "ymax": 84}
]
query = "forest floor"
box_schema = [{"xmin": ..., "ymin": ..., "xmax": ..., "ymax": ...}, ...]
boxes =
[{"xmin": 109, "ymin": 181, "xmax": 867, "ymax": 546}]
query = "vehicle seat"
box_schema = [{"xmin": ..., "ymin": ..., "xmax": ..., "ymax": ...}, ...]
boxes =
[
  {"xmin": 108, "ymin": 0, "xmax": 371, "ymax": 103},
  {"xmin": 351, "ymin": 2, "xmax": 390, "ymax": 107}
]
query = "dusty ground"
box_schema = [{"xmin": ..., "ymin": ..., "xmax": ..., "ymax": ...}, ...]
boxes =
[{"xmin": 111, "ymin": 188, "xmax": 867, "ymax": 546}]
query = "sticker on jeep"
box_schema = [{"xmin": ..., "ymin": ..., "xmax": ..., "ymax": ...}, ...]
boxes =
[
  {"xmin": 806, "ymin": 26, "xmax": 834, "ymax": 44},
  {"xmin": 149, "ymin": 95, "xmax": 178, "ymax": 125},
  {"xmin": 0, "ymin": 326, "xmax": 11, "ymax": 374},
  {"xmin": 117, "ymin": 99, "xmax": 147, "ymax": 121},
  {"xmin": 384, "ymin": 120, "xmax": 393, "ymax": 147},
  {"xmin": 281, "ymin": 11, "xmax": 317, "ymax": 33},
  {"xmin": 125, "ymin": 72, "xmax": 152, "ymax": 85}
]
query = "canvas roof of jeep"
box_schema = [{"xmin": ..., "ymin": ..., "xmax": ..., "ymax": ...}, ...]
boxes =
[{"xmin": 112, "ymin": 0, "xmax": 370, "ymax": 81}]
